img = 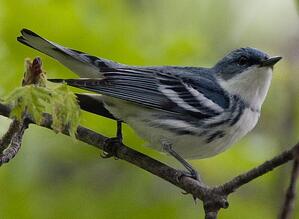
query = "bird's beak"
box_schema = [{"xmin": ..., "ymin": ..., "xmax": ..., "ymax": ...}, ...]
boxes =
[{"xmin": 260, "ymin": 56, "xmax": 282, "ymax": 67}]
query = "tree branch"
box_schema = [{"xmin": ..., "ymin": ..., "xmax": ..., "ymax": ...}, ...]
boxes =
[
  {"xmin": 0, "ymin": 120, "xmax": 21, "ymax": 152},
  {"xmin": 216, "ymin": 144, "xmax": 298, "ymax": 195},
  {"xmin": 279, "ymin": 146, "xmax": 299, "ymax": 219},
  {"xmin": 0, "ymin": 120, "xmax": 27, "ymax": 165},
  {"xmin": 0, "ymin": 101, "xmax": 298, "ymax": 218}
]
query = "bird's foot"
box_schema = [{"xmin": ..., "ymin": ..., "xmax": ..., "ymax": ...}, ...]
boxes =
[
  {"xmin": 101, "ymin": 120, "xmax": 123, "ymax": 159},
  {"xmin": 178, "ymin": 170, "xmax": 200, "ymax": 202},
  {"xmin": 101, "ymin": 137, "xmax": 122, "ymax": 159},
  {"xmin": 179, "ymin": 169, "xmax": 200, "ymax": 182}
]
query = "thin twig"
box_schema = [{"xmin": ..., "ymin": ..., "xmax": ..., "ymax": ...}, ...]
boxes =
[
  {"xmin": 0, "ymin": 120, "xmax": 21, "ymax": 152},
  {"xmin": 0, "ymin": 121, "xmax": 27, "ymax": 165},
  {"xmin": 216, "ymin": 143, "xmax": 299, "ymax": 195},
  {"xmin": 279, "ymin": 147, "xmax": 299, "ymax": 219}
]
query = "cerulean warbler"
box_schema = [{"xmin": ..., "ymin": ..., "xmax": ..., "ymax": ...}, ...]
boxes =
[{"xmin": 17, "ymin": 29, "xmax": 281, "ymax": 179}]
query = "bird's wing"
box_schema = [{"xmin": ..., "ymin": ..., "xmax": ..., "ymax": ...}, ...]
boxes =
[
  {"xmin": 17, "ymin": 29, "xmax": 123, "ymax": 78},
  {"xmin": 49, "ymin": 67, "xmax": 230, "ymax": 119}
]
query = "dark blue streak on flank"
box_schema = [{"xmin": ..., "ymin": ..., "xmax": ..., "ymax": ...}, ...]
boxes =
[
  {"xmin": 206, "ymin": 130, "xmax": 225, "ymax": 143},
  {"xmin": 229, "ymin": 96, "xmax": 246, "ymax": 126}
]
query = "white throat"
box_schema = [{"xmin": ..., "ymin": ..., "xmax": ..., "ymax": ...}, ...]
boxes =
[{"xmin": 219, "ymin": 66, "xmax": 273, "ymax": 110}]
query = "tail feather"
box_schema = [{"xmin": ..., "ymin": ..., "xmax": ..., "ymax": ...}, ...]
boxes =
[
  {"xmin": 49, "ymin": 78, "xmax": 117, "ymax": 120},
  {"xmin": 48, "ymin": 78, "xmax": 97, "ymax": 87},
  {"xmin": 48, "ymin": 78, "xmax": 106, "ymax": 93},
  {"xmin": 17, "ymin": 29, "xmax": 123, "ymax": 78},
  {"xmin": 47, "ymin": 78, "xmax": 66, "ymax": 83}
]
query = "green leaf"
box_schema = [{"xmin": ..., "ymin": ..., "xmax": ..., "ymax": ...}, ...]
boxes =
[
  {"xmin": 2, "ymin": 84, "xmax": 80, "ymax": 139},
  {"xmin": 51, "ymin": 84, "xmax": 81, "ymax": 138}
]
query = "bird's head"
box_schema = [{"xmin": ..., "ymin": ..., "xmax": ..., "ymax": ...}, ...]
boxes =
[{"xmin": 213, "ymin": 47, "xmax": 281, "ymax": 111}]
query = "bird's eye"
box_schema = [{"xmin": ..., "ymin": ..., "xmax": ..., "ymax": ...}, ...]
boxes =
[{"xmin": 238, "ymin": 56, "xmax": 248, "ymax": 66}]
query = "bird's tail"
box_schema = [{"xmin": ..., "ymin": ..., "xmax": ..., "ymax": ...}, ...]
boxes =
[
  {"xmin": 17, "ymin": 29, "xmax": 122, "ymax": 78},
  {"xmin": 48, "ymin": 78, "xmax": 116, "ymax": 120}
]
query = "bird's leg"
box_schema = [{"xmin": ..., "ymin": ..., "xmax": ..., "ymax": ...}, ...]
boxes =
[
  {"xmin": 101, "ymin": 120, "xmax": 123, "ymax": 159},
  {"xmin": 162, "ymin": 141, "xmax": 200, "ymax": 182},
  {"xmin": 116, "ymin": 120, "xmax": 122, "ymax": 141}
]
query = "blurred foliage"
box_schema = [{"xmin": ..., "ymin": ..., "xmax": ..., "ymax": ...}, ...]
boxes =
[{"xmin": 0, "ymin": 0, "xmax": 299, "ymax": 218}]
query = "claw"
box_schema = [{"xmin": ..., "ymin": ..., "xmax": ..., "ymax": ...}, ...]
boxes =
[
  {"xmin": 193, "ymin": 196, "xmax": 197, "ymax": 203},
  {"xmin": 176, "ymin": 169, "xmax": 200, "ymax": 184},
  {"xmin": 181, "ymin": 191, "xmax": 197, "ymax": 203},
  {"xmin": 101, "ymin": 137, "xmax": 121, "ymax": 159},
  {"xmin": 100, "ymin": 120, "xmax": 123, "ymax": 159},
  {"xmin": 100, "ymin": 150, "xmax": 113, "ymax": 159}
]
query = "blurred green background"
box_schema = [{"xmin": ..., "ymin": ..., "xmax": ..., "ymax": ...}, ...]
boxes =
[{"xmin": 0, "ymin": 0, "xmax": 299, "ymax": 218}]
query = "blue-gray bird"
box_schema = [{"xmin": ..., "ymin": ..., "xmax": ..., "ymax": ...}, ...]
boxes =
[{"xmin": 17, "ymin": 29, "xmax": 281, "ymax": 179}]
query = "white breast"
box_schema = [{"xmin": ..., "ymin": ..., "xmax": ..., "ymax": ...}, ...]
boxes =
[
  {"xmin": 219, "ymin": 66, "xmax": 272, "ymax": 111},
  {"xmin": 199, "ymin": 108, "xmax": 260, "ymax": 158}
]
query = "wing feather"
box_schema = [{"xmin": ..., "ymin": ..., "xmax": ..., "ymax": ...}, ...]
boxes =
[{"xmin": 49, "ymin": 67, "xmax": 230, "ymax": 118}]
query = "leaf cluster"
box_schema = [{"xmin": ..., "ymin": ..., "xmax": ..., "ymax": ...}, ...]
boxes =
[{"xmin": 2, "ymin": 83, "xmax": 80, "ymax": 138}]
